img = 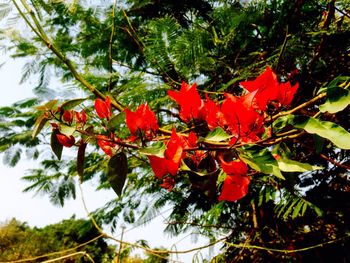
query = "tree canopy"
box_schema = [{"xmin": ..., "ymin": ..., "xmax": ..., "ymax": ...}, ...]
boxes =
[{"xmin": 0, "ymin": 0, "xmax": 349, "ymax": 262}]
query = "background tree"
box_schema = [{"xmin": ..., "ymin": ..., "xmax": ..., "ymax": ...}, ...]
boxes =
[
  {"xmin": 0, "ymin": 217, "xmax": 115, "ymax": 262},
  {"xmin": 0, "ymin": 0, "xmax": 349, "ymax": 262}
]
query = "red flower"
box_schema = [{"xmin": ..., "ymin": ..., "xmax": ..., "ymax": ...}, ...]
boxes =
[
  {"xmin": 94, "ymin": 96, "xmax": 111, "ymax": 119},
  {"xmin": 62, "ymin": 110, "xmax": 74, "ymax": 124},
  {"xmin": 277, "ymin": 82, "xmax": 299, "ymax": 106},
  {"xmin": 75, "ymin": 110, "xmax": 87, "ymax": 124},
  {"xmin": 221, "ymin": 92, "xmax": 265, "ymax": 143},
  {"xmin": 187, "ymin": 131, "xmax": 198, "ymax": 148},
  {"xmin": 218, "ymin": 174, "xmax": 250, "ymax": 202},
  {"xmin": 201, "ymin": 96, "xmax": 223, "ymax": 130},
  {"xmin": 168, "ymin": 82, "xmax": 204, "ymax": 122},
  {"xmin": 160, "ymin": 177, "xmax": 176, "ymax": 191},
  {"xmin": 125, "ymin": 104, "xmax": 159, "ymax": 136},
  {"xmin": 56, "ymin": 133, "xmax": 75, "ymax": 147},
  {"xmin": 218, "ymin": 158, "xmax": 250, "ymax": 202},
  {"xmin": 96, "ymin": 135, "xmax": 117, "ymax": 156},
  {"xmin": 148, "ymin": 129, "xmax": 185, "ymax": 178},
  {"xmin": 220, "ymin": 158, "xmax": 248, "ymax": 176},
  {"xmin": 240, "ymin": 66, "xmax": 298, "ymax": 110}
]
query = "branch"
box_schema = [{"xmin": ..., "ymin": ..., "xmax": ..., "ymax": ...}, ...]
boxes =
[
  {"xmin": 271, "ymin": 92, "xmax": 326, "ymax": 121},
  {"xmin": 41, "ymin": 251, "xmax": 95, "ymax": 263},
  {"xmin": 108, "ymin": 0, "xmax": 118, "ymax": 91},
  {"xmin": 13, "ymin": 0, "xmax": 125, "ymax": 111},
  {"xmin": 320, "ymin": 154, "xmax": 350, "ymax": 170},
  {"xmin": 225, "ymin": 233, "xmax": 350, "ymax": 253}
]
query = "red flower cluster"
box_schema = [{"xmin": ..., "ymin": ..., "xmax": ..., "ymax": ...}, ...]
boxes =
[
  {"xmin": 148, "ymin": 129, "xmax": 186, "ymax": 179},
  {"xmin": 148, "ymin": 129, "xmax": 199, "ymax": 190},
  {"xmin": 240, "ymin": 66, "xmax": 299, "ymax": 110},
  {"xmin": 87, "ymin": 66, "xmax": 299, "ymax": 202},
  {"xmin": 125, "ymin": 104, "xmax": 159, "ymax": 137},
  {"xmin": 168, "ymin": 67, "xmax": 298, "ymax": 144}
]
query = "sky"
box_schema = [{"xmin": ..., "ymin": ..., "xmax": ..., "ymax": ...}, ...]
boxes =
[{"xmin": 0, "ymin": 53, "xmax": 222, "ymax": 262}]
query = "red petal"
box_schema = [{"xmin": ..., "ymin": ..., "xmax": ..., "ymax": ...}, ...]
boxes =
[
  {"xmin": 148, "ymin": 155, "xmax": 168, "ymax": 178},
  {"xmin": 220, "ymin": 159, "xmax": 248, "ymax": 176},
  {"xmin": 62, "ymin": 110, "xmax": 74, "ymax": 123},
  {"xmin": 168, "ymin": 82, "xmax": 203, "ymax": 122},
  {"xmin": 97, "ymin": 135, "xmax": 116, "ymax": 156},
  {"xmin": 160, "ymin": 177, "xmax": 176, "ymax": 191},
  {"xmin": 165, "ymin": 129, "xmax": 184, "ymax": 163},
  {"xmin": 187, "ymin": 131, "xmax": 198, "ymax": 148},
  {"xmin": 278, "ymin": 82, "xmax": 299, "ymax": 105},
  {"xmin": 240, "ymin": 66, "xmax": 277, "ymax": 92},
  {"xmin": 94, "ymin": 99, "xmax": 109, "ymax": 119},
  {"xmin": 125, "ymin": 108, "xmax": 138, "ymax": 134},
  {"xmin": 56, "ymin": 134, "xmax": 75, "ymax": 147},
  {"xmin": 218, "ymin": 174, "xmax": 250, "ymax": 202}
]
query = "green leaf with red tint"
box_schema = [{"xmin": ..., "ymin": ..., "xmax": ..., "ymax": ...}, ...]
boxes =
[
  {"xmin": 107, "ymin": 152, "xmax": 128, "ymax": 197},
  {"xmin": 61, "ymin": 98, "xmax": 86, "ymax": 111},
  {"xmin": 32, "ymin": 113, "xmax": 48, "ymax": 138},
  {"xmin": 77, "ymin": 141, "xmax": 87, "ymax": 181},
  {"xmin": 51, "ymin": 129, "xmax": 63, "ymax": 160}
]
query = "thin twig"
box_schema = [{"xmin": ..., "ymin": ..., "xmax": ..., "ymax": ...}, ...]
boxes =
[
  {"xmin": 41, "ymin": 251, "xmax": 95, "ymax": 263},
  {"xmin": 320, "ymin": 154, "xmax": 350, "ymax": 170},
  {"xmin": 108, "ymin": 0, "xmax": 118, "ymax": 92},
  {"xmin": 225, "ymin": 233, "xmax": 350, "ymax": 253},
  {"xmin": 272, "ymin": 92, "xmax": 327, "ymax": 121}
]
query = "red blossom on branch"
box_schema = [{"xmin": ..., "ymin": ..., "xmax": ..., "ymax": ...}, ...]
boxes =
[
  {"xmin": 125, "ymin": 103, "xmax": 159, "ymax": 136},
  {"xmin": 148, "ymin": 129, "xmax": 186, "ymax": 178},
  {"xmin": 75, "ymin": 110, "xmax": 87, "ymax": 124},
  {"xmin": 62, "ymin": 110, "xmax": 74, "ymax": 124},
  {"xmin": 96, "ymin": 135, "xmax": 117, "ymax": 156},
  {"xmin": 218, "ymin": 158, "xmax": 250, "ymax": 202},
  {"xmin": 94, "ymin": 96, "xmax": 112, "ymax": 119},
  {"xmin": 240, "ymin": 66, "xmax": 299, "ymax": 110},
  {"xmin": 56, "ymin": 133, "xmax": 75, "ymax": 147},
  {"xmin": 168, "ymin": 82, "xmax": 204, "ymax": 122}
]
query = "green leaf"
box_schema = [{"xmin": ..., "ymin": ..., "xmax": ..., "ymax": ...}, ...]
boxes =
[
  {"xmin": 277, "ymin": 158, "xmax": 323, "ymax": 172},
  {"xmin": 317, "ymin": 76, "xmax": 350, "ymax": 94},
  {"xmin": 238, "ymin": 145, "xmax": 284, "ymax": 179},
  {"xmin": 77, "ymin": 142, "xmax": 87, "ymax": 181},
  {"xmin": 32, "ymin": 113, "xmax": 48, "ymax": 138},
  {"xmin": 180, "ymin": 160, "xmax": 207, "ymax": 176},
  {"xmin": 292, "ymin": 201, "xmax": 303, "ymax": 219},
  {"xmin": 59, "ymin": 124, "xmax": 76, "ymax": 136},
  {"xmin": 51, "ymin": 129, "xmax": 63, "ymax": 160},
  {"xmin": 203, "ymin": 127, "xmax": 232, "ymax": 142},
  {"xmin": 107, "ymin": 152, "xmax": 128, "ymax": 197},
  {"xmin": 319, "ymin": 87, "xmax": 350, "ymax": 114},
  {"xmin": 36, "ymin": 99, "xmax": 58, "ymax": 111},
  {"xmin": 289, "ymin": 115, "xmax": 350, "ymax": 149},
  {"xmin": 61, "ymin": 98, "xmax": 86, "ymax": 111},
  {"xmin": 139, "ymin": 141, "xmax": 166, "ymax": 157}
]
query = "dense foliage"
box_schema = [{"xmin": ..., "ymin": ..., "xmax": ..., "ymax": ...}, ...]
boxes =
[
  {"xmin": 0, "ymin": 218, "xmax": 115, "ymax": 262},
  {"xmin": 0, "ymin": 0, "xmax": 349, "ymax": 262}
]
